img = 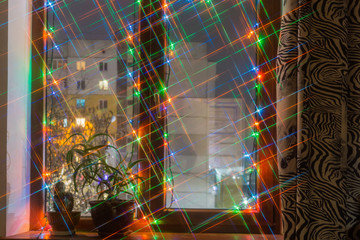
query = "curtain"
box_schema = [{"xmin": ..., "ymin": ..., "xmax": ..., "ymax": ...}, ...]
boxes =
[{"xmin": 277, "ymin": 0, "xmax": 360, "ymax": 239}]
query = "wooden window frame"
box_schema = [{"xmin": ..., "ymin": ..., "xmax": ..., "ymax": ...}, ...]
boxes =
[
  {"xmin": 30, "ymin": 0, "xmax": 281, "ymax": 233},
  {"xmin": 30, "ymin": 0, "xmax": 46, "ymax": 230}
]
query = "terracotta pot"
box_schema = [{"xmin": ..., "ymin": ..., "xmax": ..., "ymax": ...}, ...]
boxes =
[
  {"xmin": 89, "ymin": 200, "xmax": 135, "ymax": 238},
  {"xmin": 47, "ymin": 211, "xmax": 81, "ymax": 236}
]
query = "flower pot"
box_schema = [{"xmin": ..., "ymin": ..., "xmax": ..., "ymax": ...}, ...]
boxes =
[
  {"xmin": 47, "ymin": 211, "xmax": 81, "ymax": 236},
  {"xmin": 89, "ymin": 200, "xmax": 135, "ymax": 238}
]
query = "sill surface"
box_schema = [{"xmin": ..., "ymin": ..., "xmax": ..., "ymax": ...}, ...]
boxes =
[{"xmin": 3, "ymin": 231, "xmax": 283, "ymax": 240}]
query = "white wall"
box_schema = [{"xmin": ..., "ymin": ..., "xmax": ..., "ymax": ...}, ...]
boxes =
[{"xmin": 6, "ymin": 0, "xmax": 32, "ymax": 236}]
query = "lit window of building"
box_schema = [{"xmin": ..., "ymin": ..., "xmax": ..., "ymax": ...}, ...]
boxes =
[
  {"xmin": 52, "ymin": 59, "xmax": 67, "ymax": 70},
  {"xmin": 76, "ymin": 61, "xmax": 86, "ymax": 71},
  {"xmin": 76, "ymin": 99, "xmax": 85, "ymax": 108},
  {"xmin": 75, "ymin": 118, "xmax": 86, "ymax": 127},
  {"xmin": 99, "ymin": 80, "xmax": 109, "ymax": 90}
]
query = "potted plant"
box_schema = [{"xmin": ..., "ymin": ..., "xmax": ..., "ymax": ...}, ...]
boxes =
[
  {"xmin": 47, "ymin": 181, "xmax": 81, "ymax": 236},
  {"xmin": 64, "ymin": 132, "xmax": 143, "ymax": 238}
]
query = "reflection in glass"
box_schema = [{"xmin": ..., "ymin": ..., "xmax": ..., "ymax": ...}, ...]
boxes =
[
  {"xmin": 45, "ymin": 0, "xmax": 138, "ymax": 213},
  {"xmin": 165, "ymin": 0, "xmax": 258, "ymax": 209},
  {"xmin": 45, "ymin": 0, "xmax": 259, "ymax": 212}
]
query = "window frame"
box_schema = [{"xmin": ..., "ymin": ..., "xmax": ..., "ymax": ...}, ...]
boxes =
[
  {"xmin": 77, "ymin": 79, "xmax": 86, "ymax": 90},
  {"xmin": 76, "ymin": 60, "xmax": 86, "ymax": 71},
  {"xmin": 99, "ymin": 99, "xmax": 108, "ymax": 110},
  {"xmin": 99, "ymin": 61, "xmax": 108, "ymax": 71},
  {"xmin": 136, "ymin": 0, "xmax": 281, "ymax": 234},
  {"xmin": 30, "ymin": 0, "xmax": 46, "ymax": 230},
  {"xmin": 52, "ymin": 59, "xmax": 66, "ymax": 70},
  {"xmin": 76, "ymin": 99, "xmax": 85, "ymax": 109},
  {"xmin": 30, "ymin": 0, "xmax": 281, "ymax": 233},
  {"xmin": 99, "ymin": 79, "xmax": 109, "ymax": 90}
]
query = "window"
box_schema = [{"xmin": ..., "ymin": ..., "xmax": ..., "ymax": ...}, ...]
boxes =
[
  {"xmin": 99, "ymin": 100, "xmax": 108, "ymax": 109},
  {"xmin": 77, "ymin": 80, "xmax": 85, "ymax": 90},
  {"xmin": 76, "ymin": 99, "xmax": 85, "ymax": 109},
  {"xmin": 52, "ymin": 59, "xmax": 67, "ymax": 70},
  {"xmin": 99, "ymin": 80, "xmax": 109, "ymax": 90},
  {"xmin": 58, "ymin": 59, "xmax": 66, "ymax": 69},
  {"xmin": 99, "ymin": 62, "xmax": 108, "ymax": 71},
  {"xmin": 75, "ymin": 118, "xmax": 86, "ymax": 127},
  {"xmin": 41, "ymin": 0, "xmax": 280, "ymax": 234},
  {"xmin": 76, "ymin": 61, "xmax": 86, "ymax": 71},
  {"xmin": 134, "ymin": 0, "xmax": 280, "ymax": 232},
  {"xmin": 44, "ymin": 0, "xmax": 139, "ymax": 219}
]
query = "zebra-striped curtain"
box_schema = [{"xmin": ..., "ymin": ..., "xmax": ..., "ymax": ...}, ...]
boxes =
[{"xmin": 277, "ymin": 0, "xmax": 360, "ymax": 239}]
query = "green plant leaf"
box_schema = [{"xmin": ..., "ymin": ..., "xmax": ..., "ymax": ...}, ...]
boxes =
[
  {"xmin": 88, "ymin": 133, "xmax": 113, "ymax": 144},
  {"xmin": 105, "ymin": 145, "xmax": 124, "ymax": 164},
  {"xmin": 85, "ymin": 144, "xmax": 107, "ymax": 152},
  {"xmin": 128, "ymin": 158, "xmax": 146, "ymax": 169},
  {"xmin": 63, "ymin": 131, "xmax": 140, "ymax": 201}
]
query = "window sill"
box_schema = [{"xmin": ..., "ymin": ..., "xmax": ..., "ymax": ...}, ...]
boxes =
[{"xmin": 4, "ymin": 232, "xmax": 283, "ymax": 240}]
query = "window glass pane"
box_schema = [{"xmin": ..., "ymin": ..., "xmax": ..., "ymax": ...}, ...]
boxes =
[
  {"xmin": 45, "ymin": 0, "xmax": 138, "ymax": 213},
  {"xmin": 76, "ymin": 99, "xmax": 85, "ymax": 109},
  {"xmin": 81, "ymin": 80, "xmax": 86, "ymax": 90},
  {"xmin": 165, "ymin": 0, "xmax": 258, "ymax": 209},
  {"xmin": 45, "ymin": 0, "xmax": 259, "ymax": 214},
  {"xmin": 99, "ymin": 80, "xmax": 109, "ymax": 90}
]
